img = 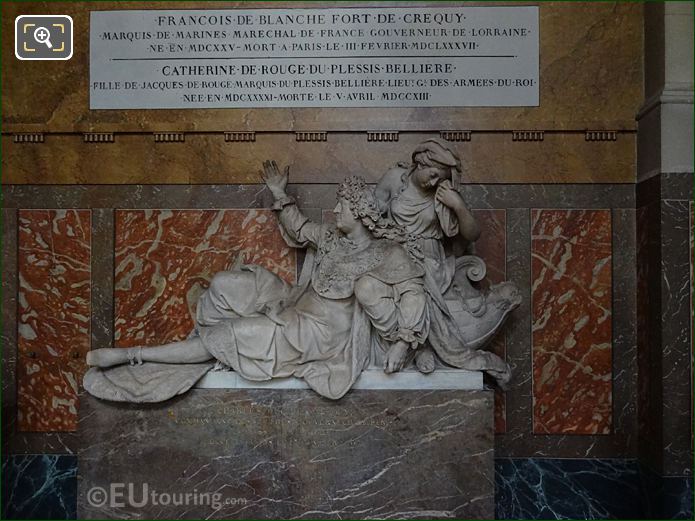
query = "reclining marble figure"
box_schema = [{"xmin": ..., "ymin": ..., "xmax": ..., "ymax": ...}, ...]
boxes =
[
  {"xmin": 85, "ymin": 168, "xmax": 432, "ymax": 401},
  {"xmin": 84, "ymin": 153, "xmax": 519, "ymax": 402}
]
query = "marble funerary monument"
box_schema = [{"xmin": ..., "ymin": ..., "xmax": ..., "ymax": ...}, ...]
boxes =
[
  {"xmin": 3, "ymin": 3, "xmax": 692, "ymax": 520},
  {"xmin": 79, "ymin": 140, "xmax": 519, "ymax": 519}
]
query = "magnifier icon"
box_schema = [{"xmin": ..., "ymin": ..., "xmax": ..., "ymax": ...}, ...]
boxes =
[{"xmin": 33, "ymin": 26, "xmax": 53, "ymax": 49}]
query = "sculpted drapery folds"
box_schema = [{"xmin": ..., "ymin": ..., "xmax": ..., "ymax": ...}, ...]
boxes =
[
  {"xmin": 84, "ymin": 165, "xmax": 430, "ymax": 401},
  {"xmin": 84, "ymin": 146, "xmax": 520, "ymax": 403},
  {"xmin": 375, "ymin": 139, "xmax": 520, "ymax": 385}
]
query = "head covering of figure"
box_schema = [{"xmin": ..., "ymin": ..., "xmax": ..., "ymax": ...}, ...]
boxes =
[
  {"xmin": 411, "ymin": 138, "xmax": 462, "ymax": 189},
  {"xmin": 337, "ymin": 176, "xmax": 422, "ymax": 259}
]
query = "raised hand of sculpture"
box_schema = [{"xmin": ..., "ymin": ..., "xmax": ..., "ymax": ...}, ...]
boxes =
[
  {"xmin": 375, "ymin": 139, "xmax": 521, "ymax": 385},
  {"xmin": 84, "ymin": 164, "xmax": 429, "ymax": 402}
]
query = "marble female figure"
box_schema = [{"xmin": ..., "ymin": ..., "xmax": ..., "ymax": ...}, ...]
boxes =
[
  {"xmin": 375, "ymin": 139, "xmax": 519, "ymax": 384},
  {"xmin": 84, "ymin": 165, "xmax": 429, "ymax": 402}
]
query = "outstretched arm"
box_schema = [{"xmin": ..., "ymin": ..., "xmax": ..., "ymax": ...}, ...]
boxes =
[{"xmin": 261, "ymin": 160, "xmax": 323, "ymax": 248}]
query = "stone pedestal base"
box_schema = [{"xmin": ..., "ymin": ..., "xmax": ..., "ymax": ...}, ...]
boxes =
[{"xmin": 78, "ymin": 389, "xmax": 493, "ymax": 519}]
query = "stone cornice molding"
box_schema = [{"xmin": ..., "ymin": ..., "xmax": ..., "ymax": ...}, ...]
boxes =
[{"xmin": 637, "ymin": 82, "xmax": 694, "ymax": 121}]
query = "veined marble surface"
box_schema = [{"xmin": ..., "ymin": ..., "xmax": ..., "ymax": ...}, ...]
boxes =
[
  {"xmin": 114, "ymin": 209, "xmax": 296, "ymax": 349},
  {"xmin": 6, "ymin": 454, "xmax": 692, "ymax": 520},
  {"xmin": 78, "ymin": 389, "xmax": 493, "ymax": 519},
  {"xmin": 17, "ymin": 210, "xmax": 91, "ymax": 432},
  {"xmin": 2, "ymin": 454, "xmax": 77, "ymax": 520},
  {"xmin": 531, "ymin": 209, "xmax": 612, "ymax": 435},
  {"xmin": 495, "ymin": 458, "xmax": 644, "ymax": 520}
]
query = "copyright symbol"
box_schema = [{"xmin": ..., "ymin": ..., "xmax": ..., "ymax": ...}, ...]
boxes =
[{"xmin": 87, "ymin": 486, "xmax": 108, "ymax": 507}]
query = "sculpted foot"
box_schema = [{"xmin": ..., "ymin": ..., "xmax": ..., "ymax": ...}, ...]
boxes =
[
  {"xmin": 384, "ymin": 341, "xmax": 410, "ymax": 374},
  {"xmin": 86, "ymin": 348, "xmax": 130, "ymax": 368},
  {"xmin": 415, "ymin": 347, "xmax": 435, "ymax": 374}
]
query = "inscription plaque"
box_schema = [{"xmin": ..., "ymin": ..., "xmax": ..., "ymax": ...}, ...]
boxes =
[{"xmin": 90, "ymin": 6, "xmax": 539, "ymax": 109}]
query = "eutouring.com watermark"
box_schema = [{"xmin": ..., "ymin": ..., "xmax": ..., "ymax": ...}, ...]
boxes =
[{"xmin": 87, "ymin": 483, "xmax": 248, "ymax": 510}]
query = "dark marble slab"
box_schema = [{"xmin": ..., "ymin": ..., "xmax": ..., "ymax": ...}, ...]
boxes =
[
  {"xmin": 636, "ymin": 174, "xmax": 662, "ymax": 208},
  {"xmin": 2, "ymin": 183, "xmax": 636, "ymax": 211},
  {"xmin": 78, "ymin": 389, "xmax": 494, "ymax": 519},
  {"xmin": 639, "ymin": 464, "xmax": 694, "ymax": 520},
  {"xmin": 2, "ymin": 433, "xmax": 80, "ymax": 456},
  {"xmin": 660, "ymin": 172, "xmax": 694, "ymax": 201},
  {"xmin": 659, "ymin": 199, "xmax": 693, "ymax": 477},
  {"xmin": 659, "ymin": 476, "xmax": 694, "ymax": 520},
  {"xmin": 4, "ymin": 454, "xmax": 688, "ymax": 521},
  {"xmin": 495, "ymin": 458, "xmax": 645, "ymax": 520},
  {"xmin": 1, "ymin": 454, "xmax": 77, "ymax": 520},
  {"xmin": 634, "ymin": 171, "xmax": 693, "ymax": 477},
  {"xmin": 497, "ymin": 434, "xmax": 639, "ymax": 460},
  {"xmin": 1, "ymin": 209, "xmax": 18, "ymax": 453},
  {"xmin": 641, "ymin": 198, "xmax": 666, "ymax": 473},
  {"xmin": 637, "ymin": 172, "xmax": 693, "ymax": 207},
  {"xmin": 458, "ymin": 183, "xmax": 635, "ymax": 210},
  {"xmin": 612, "ymin": 209, "xmax": 637, "ymax": 452},
  {"xmin": 636, "ymin": 207, "xmax": 664, "ymax": 474}
]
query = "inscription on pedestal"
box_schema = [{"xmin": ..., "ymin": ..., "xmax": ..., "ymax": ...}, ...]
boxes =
[{"xmin": 78, "ymin": 390, "xmax": 493, "ymax": 519}]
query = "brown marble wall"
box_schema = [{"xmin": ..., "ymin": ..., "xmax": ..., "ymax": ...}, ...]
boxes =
[
  {"xmin": 2, "ymin": 133, "xmax": 636, "ymax": 184},
  {"xmin": 114, "ymin": 209, "xmax": 296, "ymax": 348},
  {"xmin": 531, "ymin": 209, "xmax": 612, "ymax": 435},
  {"xmin": 2, "ymin": 2, "xmax": 641, "ymax": 184},
  {"xmin": 2, "ymin": 2, "xmax": 642, "ymax": 134},
  {"xmin": 17, "ymin": 210, "xmax": 91, "ymax": 432}
]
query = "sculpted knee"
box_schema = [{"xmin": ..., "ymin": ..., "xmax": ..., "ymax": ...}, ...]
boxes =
[
  {"xmin": 408, "ymin": 289, "xmax": 428, "ymax": 308},
  {"xmin": 208, "ymin": 271, "xmax": 251, "ymax": 297},
  {"xmin": 354, "ymin": 276, "xmax": 386, "ymax": 306}
]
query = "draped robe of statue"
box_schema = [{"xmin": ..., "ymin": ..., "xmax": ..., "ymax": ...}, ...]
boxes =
[
  {"xmin": 83, "ymin": 197, "xmax": 428, "ymax": 402},
  {"xmin": 377, "ymin": 166, "xmax": 518, "ymax": 384}
]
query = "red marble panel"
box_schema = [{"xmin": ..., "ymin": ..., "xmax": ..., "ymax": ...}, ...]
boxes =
[
  {"xmin": 531, "ymin": 209, "xmax": 612, "ymax": 434},
  {"xmin": 114, "ymin": 210, "xmax": 296, "ymax": 348},
  {"xmin": 473, "ymin": 209, "xmax": 507, "ymax": 434},
  {"xmin": 17, "ymin": 209, "xmax": 91, "ymax": 432}
]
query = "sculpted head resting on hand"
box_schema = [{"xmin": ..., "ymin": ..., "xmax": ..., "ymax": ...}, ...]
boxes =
[{"xmin": 411, "ymin": 138, "xmax": 461, "ymax": 190}]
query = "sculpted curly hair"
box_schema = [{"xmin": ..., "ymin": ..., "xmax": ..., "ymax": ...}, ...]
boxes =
[{"xmin": 337, "ymin": 176, "xmax": 422, "ymax": 260}]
